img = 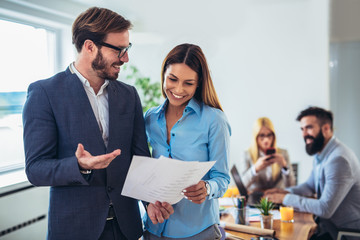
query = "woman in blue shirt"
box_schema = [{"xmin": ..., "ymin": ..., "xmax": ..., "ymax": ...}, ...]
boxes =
[{"xmin": 143, "ymin": 43, "xmax": 231, "ymax": 239}]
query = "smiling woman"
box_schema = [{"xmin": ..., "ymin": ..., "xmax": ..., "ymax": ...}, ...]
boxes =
[
  {"xmin": 0, "ymin": 20, "xmax": 56, "ymax": 173},
  {"xmin": 163, "ymin": 63, "xmax": 198, "ymax": 109},
  {"xmin": 143, "ymin": 43, "xmax": 231, "ymax": 240}
]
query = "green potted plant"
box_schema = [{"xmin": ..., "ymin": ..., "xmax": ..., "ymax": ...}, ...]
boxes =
[
  {"xmin": 121, "ymin": 64, "xmax": 162, "ymax": 153},
  {"xmin": 123, "ymin": 65, "xmax": 162, "ymax": 113},
  {"xmin": 255, "ymin": 197, "xmax": 275, "ymax": 229}
]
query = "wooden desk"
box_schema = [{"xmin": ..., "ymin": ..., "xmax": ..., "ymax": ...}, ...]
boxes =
[{"xmin": 223, "ymin": 211, "xmax": 317, "ymax": 240}]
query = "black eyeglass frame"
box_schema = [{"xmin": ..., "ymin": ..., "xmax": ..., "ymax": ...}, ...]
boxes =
[
  {"xmin": 257, "ymin": 133, "xmax": 274, "ymax": 139},
  {"xmin": 96, "ymin": 41, "xmax": 132, "ymax": 58}
]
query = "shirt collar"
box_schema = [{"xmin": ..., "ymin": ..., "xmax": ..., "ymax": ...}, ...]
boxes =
[
  {"xmin": 259, "ymin": 150, "xmax": 265, "ymax": 157},
  {"xmin": 70, "ymin": 63, "xmax": 109, "ymax": 91},
  {"xmin": 154, "ymin": 99, "xmax": 168, "ymax": 114},
  {"xmin": 315, "ymin": 135, "xmax": 336, "ymax": 163},
  {"xmin": 155, "ymin": 98, "xmax": 201, "ymax": 117},
  {"xmin": 186, "ymin": 98, "xmax": 201, "ymax": 116}
]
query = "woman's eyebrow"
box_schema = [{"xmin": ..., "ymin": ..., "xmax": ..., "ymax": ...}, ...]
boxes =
[{"xmin": 169, "ymin": 73, "xmax": 178, "ymax": 79}]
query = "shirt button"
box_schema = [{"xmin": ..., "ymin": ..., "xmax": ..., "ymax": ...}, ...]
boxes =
[
  {"xmin": 172, "ymin": 133, "xmax": 175, "ymax": 136},
  {"xmin": 167, "ymin": 149, "xmax": 170, "ymax": 152},
  {"xmin": 107, "ymin": 186, "xmax": 113, "ymax": 192}
]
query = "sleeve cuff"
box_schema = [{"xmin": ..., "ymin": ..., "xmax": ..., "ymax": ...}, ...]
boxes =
[
  {"xmin": 251, "ymin": 165, "xmax": 257, "ymax": 176},
  {"xmin": 283, "ymin": 193, "xmax": 291, "ymax": 205},
  {"xmin": 281, "ymin": 167, "xmax": 290, "ymax": 175},
  {"xmin": 207, "ymin": 180, "xmax": 217, "ymax": 199}
]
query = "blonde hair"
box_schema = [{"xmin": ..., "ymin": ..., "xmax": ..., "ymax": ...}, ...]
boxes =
[
  {"xmin": 248, "ymin": 117, "xmax": 280, "ymax": 180},
  {"xmin": 161, "ymin": 43, "xmax": 223, "ymax": 111}
]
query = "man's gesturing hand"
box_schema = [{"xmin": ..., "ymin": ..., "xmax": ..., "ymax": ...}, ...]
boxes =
[{"xmin": 76, "ymin": 143, "xmax": 121, "ymax": 170}]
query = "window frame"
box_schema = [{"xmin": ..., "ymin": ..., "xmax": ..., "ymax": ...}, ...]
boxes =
[{"xmin": 0, "ymin": 9, "xmax": 65, "ymax": 181}]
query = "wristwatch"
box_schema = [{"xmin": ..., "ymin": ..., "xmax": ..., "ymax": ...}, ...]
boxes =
[
  {"xmin": 205, "ymin": 181, "xmax": 211, "ymax": 196},
  {"xmin": 80, "ymin": 169, "xmax": 92, "ymax": 174},
  {"xmin": 79, "ymin": 164, "xmax": 92, "ymax": 174}
]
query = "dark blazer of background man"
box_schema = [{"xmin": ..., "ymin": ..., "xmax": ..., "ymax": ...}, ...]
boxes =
[{"xmin": 23, "ymin": 7, "xmax": 172, "ymax": 240}]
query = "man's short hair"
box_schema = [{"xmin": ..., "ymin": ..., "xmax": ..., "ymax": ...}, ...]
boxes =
[
  {"xmin": 296, "ymin": 106, "xmax": 334, "ymax": 130},
  {"xmin": 72, "ymin": 7, "xmax": 132, "ymax": 53}
]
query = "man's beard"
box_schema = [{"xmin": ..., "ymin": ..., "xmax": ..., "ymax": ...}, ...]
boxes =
[
  {"xmin": 91, "ymin": 51, "xmax": 122, "ymax": 81},
  {"xmin": 304, "ymin": 130, "xmax": 325, "ymax": 155}
]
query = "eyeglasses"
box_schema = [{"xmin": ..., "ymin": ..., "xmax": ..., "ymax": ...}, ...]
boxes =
[
  {"xmin": 96, "ymin": 42, "xmax": 132, "ymax": 58},
  {"xmin": 258, "ymin": 133, "xmax": 274, "ymax": 139}
]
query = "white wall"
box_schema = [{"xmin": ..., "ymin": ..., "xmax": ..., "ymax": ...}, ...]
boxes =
[
  {"xmin": 1, "ymin": 0, "xmax": 330, "ymax": 184},
  {"xmin": 329, "ymin": 0, "xmax": 360, "ymax": 161},
  {"xmin": 330, "ymin": 41, "xmax": 360, "ymax": 160},
  {"xmin": 0, "ymin": 0, "xmax": 331, "ymax": 237},
  {"xmin": 125, "ymin": 0, "xmax": 330, "ymax": 184},
  {"xmin": 24, "ymin": 0, "xmax": 330, "ymax": 184}
]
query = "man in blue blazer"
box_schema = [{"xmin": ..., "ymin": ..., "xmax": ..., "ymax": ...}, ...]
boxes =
[
  {"xmin": 23, "ymin": 7, "xmax": 173, "ymax": 240},
  {"xmin": 265, "ymin": 107, "xmax": 360, "ymax": 239}
]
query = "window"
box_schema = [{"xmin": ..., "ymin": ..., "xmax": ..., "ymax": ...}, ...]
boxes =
[{"xmin": 0, "ymin": 19, "xmax": 56, "ymax": 173}]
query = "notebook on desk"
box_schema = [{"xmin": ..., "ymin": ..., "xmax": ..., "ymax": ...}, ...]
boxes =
[{"xmin": 230, "ymin": 165, "xmax": 264, "ymax": 207}]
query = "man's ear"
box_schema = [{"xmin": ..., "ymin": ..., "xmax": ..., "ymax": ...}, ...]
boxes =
[
  {"xmin": 321, "ymin": 123, "xmax": 331, "ymax": 134},
  {"xmin": 82, "ymin": 40, "xmax": 97, "ymax": 54}
]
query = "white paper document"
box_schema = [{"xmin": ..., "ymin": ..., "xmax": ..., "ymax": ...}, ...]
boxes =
[{"xmin": 121, "ymin": 155, "xmax": 216, "ymax": 204}]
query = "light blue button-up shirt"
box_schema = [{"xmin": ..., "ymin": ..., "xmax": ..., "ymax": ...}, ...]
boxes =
[
  {"xmin": 284, "ymin": 136, "xmax": 360, "ymax": 238},
  {"xmin": 143, "ymin": 98, "xmax": 231, "ymax": 238}
]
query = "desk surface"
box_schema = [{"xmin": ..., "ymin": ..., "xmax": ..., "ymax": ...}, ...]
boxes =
[{"xmin": 223, "ymin": 211, "xmax": 317, "ymax": 240}]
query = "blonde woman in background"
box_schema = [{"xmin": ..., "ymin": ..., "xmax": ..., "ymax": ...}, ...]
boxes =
[{"xmin": 240, "ymin": 117, "xmax": 295, "ymax": 196}]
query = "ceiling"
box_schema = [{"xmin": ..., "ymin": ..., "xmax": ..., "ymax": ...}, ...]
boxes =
[
  {"xmin": 56, "ymin": 0, "xmax": 252, "ymax": 34},
  {"xmin": 3, "ymin": 0, "xmax": 360, "ymax": 41},
  {"xmin": 71, "ymin": 0, "xmax": 360, "ymax": 42}
]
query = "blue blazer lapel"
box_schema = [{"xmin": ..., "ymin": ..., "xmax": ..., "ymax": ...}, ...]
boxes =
[
  {"xmin": 65, "ymin": 68, "xmax": 106, "ymax": 151},
  {"xmin": 107, "ymin": 81, "xmax": 129, "ymax": 114},
  {"xmin": 107, "ymin": 82, "xmax": 121, "ymax": 149},
  {"xmin": 107, "ymin": 81, "xmax": 133, "ymax": 151}
]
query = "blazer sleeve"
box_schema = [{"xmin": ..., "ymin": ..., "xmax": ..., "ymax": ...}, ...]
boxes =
[
  {"xmin": 240, "ymin": 150, "xmax": 256, "ymax": 189},
  {"xmin": 284, "ymin": 156, "xmax": 354, "ymax": 218},
  {"xmin": 286, "ymin": 165, "xmax": 316, "ymax": 197},
  {"xmin": 23, "ymin": 82, "xmax": 88, "ymax": 186}
]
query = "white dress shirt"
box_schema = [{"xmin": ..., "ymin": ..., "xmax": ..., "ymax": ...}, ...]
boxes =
[{"xmin": 70, "ymin": 63, "xmax": 109, "ymax": 147}]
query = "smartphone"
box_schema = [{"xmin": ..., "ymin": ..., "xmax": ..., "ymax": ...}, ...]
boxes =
[
  {"xmin": 265, "ymin": 148, "xmax": 276, "ymax": 161},
  {"xmin": 265, "ymin": 148, "xmax": 276, "ymax": 155}
]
